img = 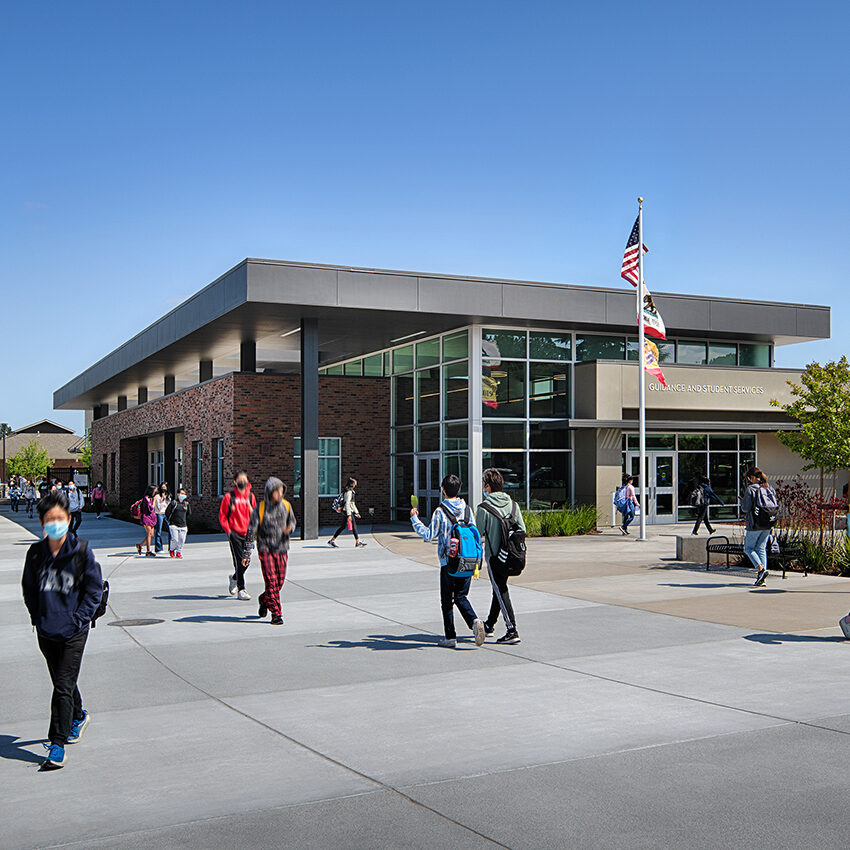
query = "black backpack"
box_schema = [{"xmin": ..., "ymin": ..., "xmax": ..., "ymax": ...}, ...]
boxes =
[
  {"xmin": 72, "ymin": 541, "xmax": 109, "ymax": 628},
  {"xmin": 690, "ymin": 486, "xmax": 705, "ymax": 507},
  {"xmin": 478, "ymin": 500, "xmax": 527, "ymax": 576},
  {"xmin": 752, "ymin": 486, "xmax": 779, "ymax": 530}
]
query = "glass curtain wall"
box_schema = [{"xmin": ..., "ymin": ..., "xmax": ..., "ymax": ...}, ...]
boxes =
[{"xmin": 622, "ymin": 432, "xmax": 756, "ymax": 522}]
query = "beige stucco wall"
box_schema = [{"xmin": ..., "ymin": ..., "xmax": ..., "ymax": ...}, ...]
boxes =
[{"xmin": 757, "ymin": 431, "xmax": 849, "ymax": 497}]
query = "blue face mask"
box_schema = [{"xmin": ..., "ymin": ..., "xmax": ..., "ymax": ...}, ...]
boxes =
[
  {"xmin": 178, "ymin": 494, "xmax": 186, "ymax": 502},
  {"xmin": 44, "ymin": 520, "xmax": 69, "ymax": 540}
]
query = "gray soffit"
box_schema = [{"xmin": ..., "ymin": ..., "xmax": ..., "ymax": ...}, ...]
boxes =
[
  {"xmin": 568, "ymin": 419, "xmax": 798, "ymax": 432},
  {"xmin": 54, "ymin": 258, "xmax": 831, "ymax": 410}
]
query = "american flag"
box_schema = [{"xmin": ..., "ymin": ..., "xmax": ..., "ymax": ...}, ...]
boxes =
[{"xmin": 621, "ymin": 215, "xmax": 648, "ymax": 287}]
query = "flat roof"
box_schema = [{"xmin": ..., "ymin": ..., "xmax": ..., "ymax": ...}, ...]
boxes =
[{"xmin": 54, "ymin": 258, "xmax": 831, "ymax": 410}]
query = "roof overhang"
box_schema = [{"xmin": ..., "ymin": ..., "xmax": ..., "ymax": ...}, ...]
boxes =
[{"xmin": 54, "ymin": 258, "xmax": 831, "ymax": 411}]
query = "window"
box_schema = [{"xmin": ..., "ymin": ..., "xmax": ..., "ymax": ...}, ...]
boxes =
[
  {"xmin": 363, "ymin": 354, "xmax": 383, "ymax": 376},
  {"xmin": 484, "ymin": 422, "xmax": 526, "ymax": 449},
  {"xmin": 109, "ymin": 452, "xmax": 116, "ymax": 491},
  {"xmin": 148, "ymin": 450, "xmax": 164, "ymax": 486},
  {"xmin": 417, "ymin": 367, "xmax": 441, "ymax": 423},
  {"xmin": 192, "ymin": 441, "xmax": 202, "ymax": 496},
  {"xmin": 344, "ymin": 359, "xmax": 363, "ymax": 376},
  {"xmin": 175, "ymin": 447, "xmax": 183, "ymax": 491},
  {"xmin": 393, "ymin": 375, "xmax": 414, "ymax": 426},
  {"xmin": 483, "ymin": 360, "xmax": 526, "ymax": 418},
  {"xmin": 102, "ymin": 453, "xmax": 107, "ymax": 485},
  {"xmin": 576, "ymin": 335, "xmax": 625, "ymax": 361},
  {"xmin": 529, "ymin": 332, "xmax": 571, "ymax": 361},
  {"xmin": 739, "ymin": 343, "xmax": 770, "ymax": 367},
  {"xmin": 483, "ymin": 329, "xmax": 527, "ymax": 359},
  {"xmin": 677, "ymin": 342, "xmax": 707, "ymax": 365},
  {"xmin": 708, "ymin": 343, "xmax": 737, "ymax": 365},
  {"xmin": 442, "ymin": 330, "xmax": 468, "ymax": 361},
  {"xmin": 443, "ymin": 361, "xmax": 468, "ymax": 420},
  {"xmin": 392, "ymin": 345, "xmax": 414, "ymax": 373},
  {"xmin": 293, "ymin": 437, "xmax": 341, "ymax": 497},
  {"xmin": 529, "ymin": 362, "xmax": 569, "ymax": 418},
  {"xmin": 326, "ymin": 364, "xmax": 344, "ymax": 375},
  {"xmin": 628, "ymin": 339, "xmax": 675, "ymax": 363},
  {"xmin": 215, "ymin": 439, "xmax": 225, "ymax": 496},
  {"xmin": 416, "ymin": 338, "xmax": 441, "ymax": 368}
]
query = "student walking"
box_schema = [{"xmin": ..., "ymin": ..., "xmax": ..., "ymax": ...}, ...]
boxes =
[
  {"xmin": 91, "ymin": 482, "xmax": 106, "ymax": 518},
  {"xmin": 328, "ymin": 477, "xmax": 367, "ymax": 548},
  {"xmin": 21, "ymin": 489, "xmax": 104, "ymax": 770},
  {"xmin": 410, "ymin": 474, "xmax": 485, "ymax": 649},
  {"xmin": 219, "ymin": 470, "xmax": 257, "ymax": 601},
  {"xmin": 242, "ymin": 477, "xmax": 297, "ymax": 626},
  {"xmin": 66, "ymin": 480, "xmax": 85, "ymax": 536},
  {"xmin": 476, "ymin": 468, "xmax": 526, "ymax": 645},
  {"xmin": 24, "ymin": 480, "xmax": 38, "ymax": 517},
  {"xmin": 165, "ymin": 488, "xmax": 190, "ymax": 558},
  {"xmin": 9, "ymin": 481, "xmax": 21, "ymax": 512},
  {"xmin": 690, "ymin": 476, "xmax": 724, "ymax": 535},
  {"xmin": 135, "ymin": 486, "xmax": 157, "ymax": 557},
  {"xmin": 741, "ymin": 466, "xmax": 778, "ymax": 587},
  {"xmin": 616, "ymin": 474, "xmax": 640, "ymax": 535},
  {"xmin": 152, "ymin": 483, "xmax": 171, "ymax": 553}
]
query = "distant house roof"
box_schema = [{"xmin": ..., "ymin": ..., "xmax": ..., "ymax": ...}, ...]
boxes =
[{"xmin": 11, "ymin": 419, "xmax": 75, "ymax": 435}]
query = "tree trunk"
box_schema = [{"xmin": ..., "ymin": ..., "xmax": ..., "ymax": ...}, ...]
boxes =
[{"xmin": 819, "ymin": 466, "xmax": 824, "ymax": 548}]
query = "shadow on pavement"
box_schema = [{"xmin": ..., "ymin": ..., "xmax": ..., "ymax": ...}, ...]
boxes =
[
  {"xmin": 0, "ymin": 735, "xmax": 46, "ymax": 764},
  {"xmin": 174, "ymin": 615, "xmax": 265, "ymax": 624},
  {"xmin": 316, "ymin": 633, "xmax": 440, "ymax": 651},
  {"xmin": 155, "ymin": 594, "xmax": 231, "ymax": 600},
  {"xmin": 744, "ymin": 633, "xmax": 847, "ymax": 645},
  {"xmin": 660, "ymin": 582, "xmax": 753, "ymax": 589}
]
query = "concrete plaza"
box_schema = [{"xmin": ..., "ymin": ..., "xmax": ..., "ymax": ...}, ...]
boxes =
[{"xmin": 3, "ymin": 509, "xmax": 850, "ymax": 849}]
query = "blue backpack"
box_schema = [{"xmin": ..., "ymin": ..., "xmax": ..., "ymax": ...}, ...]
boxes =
[
  {"xmin": 614, "ymin": 486, "xmax": 629, "ymax": 513},
  {"xmin": 438, "ymin": 503, "xmax": 482, "ymax": 578}
]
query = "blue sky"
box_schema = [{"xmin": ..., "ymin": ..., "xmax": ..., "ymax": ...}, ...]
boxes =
[{"xmin": 1, "ymin": 0, "xmax": 847, "ymax": 435}]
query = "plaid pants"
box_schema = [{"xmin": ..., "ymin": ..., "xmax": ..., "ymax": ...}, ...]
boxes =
[{"xmin": 258, "ymin": 552, "xmax": 288, "ymax": 618}]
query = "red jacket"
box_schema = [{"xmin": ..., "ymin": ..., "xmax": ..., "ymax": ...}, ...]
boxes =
[{"xmin": 219, "ymin": 484, "xmax": 257, "ymax": 536}]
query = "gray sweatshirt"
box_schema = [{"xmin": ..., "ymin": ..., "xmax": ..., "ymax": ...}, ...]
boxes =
[
  {"xmin": 475, "ymin": 491, "xmax": 526, "ymax": 562},
  {"xmin": 243, "ymin": 477, "xmax": 298, "ymax": 557}
]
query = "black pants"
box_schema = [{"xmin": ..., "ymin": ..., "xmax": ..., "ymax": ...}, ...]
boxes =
[
  {"xmin": 69, "ymin": 511, "xmax": 82, "ymax": 536},
  {"xmin": 228, "ymin": 532, "xmax": 248, "ymax": 590},
  {"xmin": 692, "ymin": 506, "xmax": 715, "ymax": 534},
  {"xmin": 331, "ymin": 515, "xmax": 359, "ymax": 541},
  {"xmin": 38, "ymin": 629, "xmax": 88, "ymax": 746},
  {"xmin": 93, "ymin": 498, "xmax": 104, "ymax": 517},
  {"xmin": 439, "ymin": 565, "xmax": 477, "ymax": 640},
  {"xmin": 485, "ymin": 558, "xmax": 516, "ymax": 632}
]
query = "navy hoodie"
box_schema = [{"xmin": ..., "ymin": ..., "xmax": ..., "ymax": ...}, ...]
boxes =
[{"xmin": 22, "ymin": 536, "xmax": 103, "ymax": 641}]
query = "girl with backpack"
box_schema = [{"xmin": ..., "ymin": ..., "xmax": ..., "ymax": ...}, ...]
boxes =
[
  {"xmin": 616, "ymin": 474, "xmax": 640, "ymax": 535},
  {"xmin": 741, "ymin": 466, "xmax": 777, "ymax": 587},
  {"xmin": 476, "ymin": 467, "xmax": 526, "ymax": 645},
  {"xmin": 135, "ymin": 485, "xmax": 157, "ymax": 557},
  {"xmin": 90, "ymin": 482, "xmax": 106, "ymax": 518},
  {"xmin": 327, "ymin": 478, "xmax": 367, "ymax": 548},
  {"xmin": 152, "ymin": 482, "xmax": 171, "ymax": 553}
]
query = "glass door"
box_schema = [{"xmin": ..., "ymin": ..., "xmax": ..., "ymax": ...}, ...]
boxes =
[
  {"xmin": 627, "ymin": 452, "xmax": 677, "ymax": 524},
  {"xmin": 416, "ymin": 454, "xmax": 442, "ymax": 518}
]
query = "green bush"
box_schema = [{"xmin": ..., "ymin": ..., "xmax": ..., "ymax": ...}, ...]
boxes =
[
  {"xmin": 775, "ymin": 528, "xmax": 850, "ymax": 575},
  {"xmin": 521, "ymin": 504, "xmax": 597, "ymax": 537}
]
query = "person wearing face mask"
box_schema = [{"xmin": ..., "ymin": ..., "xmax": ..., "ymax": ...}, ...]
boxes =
[
  {"xmin": 219, "ymin": 470, "xmax": 257, "ymax": 600},
  {"xmin": 164, "ymin": 488, "xmax": 191, "ymax": 558},
  {"xmin": 21, "ymin": 489, "xmax": 104, "ymax": 770},
  {"xmin": 65, "ymin": 480, "xmax": 85, "ymax": 536}
]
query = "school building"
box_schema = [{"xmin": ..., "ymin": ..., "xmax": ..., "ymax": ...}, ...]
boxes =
[{"xmin": 53, "ymin": 259, "xmax": 838, "ymax": 536}]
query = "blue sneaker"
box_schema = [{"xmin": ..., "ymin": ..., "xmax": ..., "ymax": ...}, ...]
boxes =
[
  {"xmin": 41, "ymin": 743, "xmax": 66, "ymax": 769},
  {"xmin": 67, "ymin": 710, "xmax": 89, "ymax": 744}
]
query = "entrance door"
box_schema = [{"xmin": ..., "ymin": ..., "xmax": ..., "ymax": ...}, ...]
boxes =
[
  {"xmin": 416, "ymin": 454, "xmax": 442, "ymax": 518},
  {"xmin": 627, "ymin": 452, "xmax": 677, "ymax": 524}
]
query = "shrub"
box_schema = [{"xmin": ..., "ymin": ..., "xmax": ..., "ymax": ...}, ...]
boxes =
[{"xmin": 521, "ymin": 504, "xmax": 597, "ymax": 537}]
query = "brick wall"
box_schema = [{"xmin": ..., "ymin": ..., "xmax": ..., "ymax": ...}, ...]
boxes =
[{"xmin": 90, "ymin": 373, "xmax": 390, "ymax": 529}]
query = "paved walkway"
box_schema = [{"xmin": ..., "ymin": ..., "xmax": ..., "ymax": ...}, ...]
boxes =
[{"xmin": 3, "ymin": 509, "xmax": 850, "ymax": 848}]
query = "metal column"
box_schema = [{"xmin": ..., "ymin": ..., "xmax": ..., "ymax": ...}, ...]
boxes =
[
  {"xmin": 468, "ymin": 325, "xmax": 484, "ymax": 510},
  {"xmin": 300, "ymin": 317, "xmax": 319, "ymax": 540}
]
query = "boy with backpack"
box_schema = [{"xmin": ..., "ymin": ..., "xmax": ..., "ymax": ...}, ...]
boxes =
[
  {"xmin": 242, "ymin": 477, "xmax": 297, "ymax": 626},
  {"xmin": 410, "ymin": 474, "xmax": 486, "ymax": 649},
  {"xmin": 476, "ymin": 467, "xmax": 527, "ymax": 645},
  {"xmin": 21, "ymin": 489, "xmax": 105, "ymax": 770},
  {"xmin": 219, "ymin": 470, "xmax": 257, "ymax": 601}
]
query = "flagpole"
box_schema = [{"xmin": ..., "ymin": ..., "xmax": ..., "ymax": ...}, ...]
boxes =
[{"xmin": 637, "ymin": 197, "xmax": 648, "ymax": 542}]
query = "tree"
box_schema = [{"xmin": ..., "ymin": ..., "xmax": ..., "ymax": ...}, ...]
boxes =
[
  {"xmin": 80, "ymin": 434, "xmax": 92, "ymax": 468},
  {"xmin": 0, "ymin": 423, "xmax": 12, "ymax": 437},
  {"xmin": 771, "ymin": 357, "xmax": 850, "ymax": 476},
  {"xmin": 771, "ymin": 357, "xmax": 850, "ymax": 538},
  {"xmin": 7, "ymin": 440, "xmax": 51, "ymax": 482}
]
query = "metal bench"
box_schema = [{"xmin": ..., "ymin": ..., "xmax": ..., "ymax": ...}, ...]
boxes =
[{"xmin": 706, "ymin": 535, "xmax": 806, "ymax": 579}]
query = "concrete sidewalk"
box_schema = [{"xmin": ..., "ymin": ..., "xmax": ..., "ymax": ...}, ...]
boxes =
[{"xmin": 3, "ymin": 508, "xmax": 850, "ymax": 848}]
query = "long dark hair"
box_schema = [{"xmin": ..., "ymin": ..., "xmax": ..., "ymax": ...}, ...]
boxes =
[{"xmin": 145, "ymin": 484, "xmax": 156, "ymax": 499}]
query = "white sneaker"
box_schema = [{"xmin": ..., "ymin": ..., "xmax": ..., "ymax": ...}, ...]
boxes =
[
  {"xmin": 438, "ymin": 637, "xmax": 457, "ymax": 648},
  {"xmin": 229, "ymin": 575, "xmax": 238, "ymax": 596},
  {"xmin": 473, "ymin": 618, "xmax": 485, "ymax": 647},
  {"xmin": 237, "ymin": 589, "xmax": 250, "ymax": 601},
  {"xmin": 840, "ymin": 614, "xmax": 850, "ymax": 640}
]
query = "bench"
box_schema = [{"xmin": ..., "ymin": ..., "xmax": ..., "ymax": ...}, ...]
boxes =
[{"xmin": 705, "ymin": 535, "xmax": 806, "ymax": 579}]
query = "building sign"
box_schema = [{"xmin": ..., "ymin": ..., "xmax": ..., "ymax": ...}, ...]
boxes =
[{"xmin": 648, "ymin": 383, "xmax": 765, "ymax": 395}]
